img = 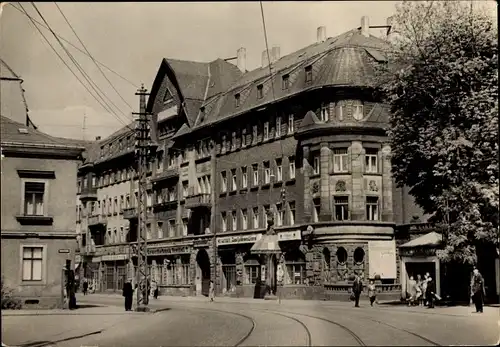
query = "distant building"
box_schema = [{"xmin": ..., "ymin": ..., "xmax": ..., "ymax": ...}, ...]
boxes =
[{"xmin": 77, "ymin": 17, "xmax": 435, "ymax": 301}]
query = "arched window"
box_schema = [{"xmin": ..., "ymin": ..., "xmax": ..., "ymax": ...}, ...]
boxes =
[
  {"xmin": 336, "ymin": 247, "xmax": 347, "ymax": 264},
  {"xmin": 354, "ymin": 247, "xmax": 365, "ymax": 264},
  {"xmin": 323, "ymin": 247, "xmax": 331, "ymax": 270},
  {"xmin": 285, "ymin": 249, "xmax": 306, "ymax": 285}
]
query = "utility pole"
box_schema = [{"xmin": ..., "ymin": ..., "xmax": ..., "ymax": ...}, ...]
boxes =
[{"xmin": 132, "ymin": 84, "xmax": 156, "ymax": 311}]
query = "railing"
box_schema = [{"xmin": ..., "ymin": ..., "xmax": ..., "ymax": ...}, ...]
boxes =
[
  {"xmin": 185, "ymin": 193, "xmax": 211, "ymax": 209},
  {"xmin": 152, "ymin": 167, "xmax": 179, "ymax": 182},
  {"xmin": 122, "ymin": 207, "xmax": 138, "ymax": 220},
  {"xmin": 324, "ymin": 283, "xmax": 402, "ymax": 293},
  {"xmin": 88, "ymin": 214, "xmax": 107, "ymax": 226}
]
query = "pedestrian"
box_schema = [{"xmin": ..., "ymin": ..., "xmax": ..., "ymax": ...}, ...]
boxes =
[
  {"xmin": 422, "ymin": 273, "xmax": 429, "ymax": 306},
  {"xmin": 415, "ymin": 274, "xmax": 423, "ymax": 306},
  {"xmin": 367, "ymin": 280, "xmax": 377, "ymax": 306},
  {"xmin": 352, "ymin": 274, "xmax": 363, "ymax": 308},
  {"xmin": 152, "ymin": 280, "xmax": 159, "ymax": 299},
  {"xmin": 209, "ymin": 280, "xmax": 215, "ymax": 302},
  {"xmin": 426, "ymin": 276, "xmax": 436, "ymax": 308},
  {"xmin": 407, "ymin": 276, "xmax": 417, "ymax": 306},
  {"xmin": 471, "ymin": 268, "xmax": 485, "ymax": 313},
  {"xmin": 123, "ymin": 278, "xmax": 133, "ymax": 311},
  {"xmin": 82, "ymin": 277, "xmax": 88, "ymax": 296}
]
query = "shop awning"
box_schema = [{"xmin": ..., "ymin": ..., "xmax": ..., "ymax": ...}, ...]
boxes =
[
  {"xmin": 251, "ymin": 234, "xmax": 281, "ymax": 254},
  {"xmin": 399, "ymin": 232, "xmax": 443, "ymax": 248}
]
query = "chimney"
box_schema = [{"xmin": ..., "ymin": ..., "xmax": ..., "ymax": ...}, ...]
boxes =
[
  {"xmin": 236, "ymin": 47, "xmax": 246, "ymax": 72},
  {"xmin": 261, "ymin": 49, "xmax": 269, "ymax": 68},
  {"xmin": 361, "ymin": 16, "xmax": 370, "ymax": 37},
  {"xmin": 317, "ymin": 26, "xmax": 326, "ymax": 43},
  {"xmin": 386, "ymin": 16, "xmax": 399, "ymax": 42},
  {"xmin": 95, "ymin": 136, "xmax": 101, "ymax": 141},
  {"xmin": 270, "ymin": 45, "xmax": 280, "ymax": 64}
]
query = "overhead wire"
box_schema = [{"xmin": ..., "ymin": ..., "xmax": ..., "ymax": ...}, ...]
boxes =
[
  {"xmin": 8, "ymin": 2, "xmax": 138, "ymax": 89},
  {"xmin": 53, "ymin": 2, "xmax": 134, "ymax": 111},
  {"xmin": 30, "ymin": 2, "xmax": 132, "ymax": 125},
  {"xmin": 16, "ymin": 3, "xmax": 130, "ymax": 131}
]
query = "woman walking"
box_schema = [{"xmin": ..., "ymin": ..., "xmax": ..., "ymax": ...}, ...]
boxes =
[
  {"xmin": 367, "ymin": 280, "xmax": 377, "ymax": 306},
  {"xmin": 209, "ymin": 280, "xmax": 215, "ymax": 302}
]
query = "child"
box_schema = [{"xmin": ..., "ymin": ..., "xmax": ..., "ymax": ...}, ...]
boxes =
[{"xmin": 368, "ymin": 280, "xmax": 377, "ymax": 306}]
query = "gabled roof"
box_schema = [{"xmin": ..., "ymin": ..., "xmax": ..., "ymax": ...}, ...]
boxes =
[
  {"xmin": 190, "ymin": 28, "xmax": 389, "ymax": 132},
  {"xmin": 399, "ymin": 232, "xmax": 443, "ymax": 248},
  {"xmin": 0, "ymin": 115, "xmax": 87, "ymax": 149}
]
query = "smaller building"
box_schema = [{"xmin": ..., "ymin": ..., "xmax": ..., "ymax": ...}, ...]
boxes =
[{"xmin": 0, "ymin": 116, "xmax": 85, "ymax": 308}]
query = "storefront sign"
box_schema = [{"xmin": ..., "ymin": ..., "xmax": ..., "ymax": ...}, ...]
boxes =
[
  {"xmin": 58, "ymin": 249, "xmax": 70, "ymax": 254},
  {"xmin": 94, "ymin": 245, "xmax": 129, "ymax": 257},
  {"xmin": 101, "ymin": 254, "xmax": 128, "ymax": 261},
  {"xmin": 147, "ymin": 245, "xmax": 191, "ymax": 256},
  {"xmin": 216, "ymin": 233, "xmax": 262, "ymax": 246},
  {"xmin": 193, "ymin": 239, "xmax": 211, "ymax": 248},
  {"xmin": 368, "ymin": 240, "xmax": 397, "ymax": 279},
  {"xmin": 399, "ymin": 247, "xmax": 436, "ymax": 257},
  {"xmin": 278, "ymin": 230, "xmax": 301, "ymax": 241}
]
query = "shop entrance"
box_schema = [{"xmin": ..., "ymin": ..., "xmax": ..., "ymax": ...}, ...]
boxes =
[{"xmin": 196, "ymin": 249, "xmax": 211, "ymax": 296}]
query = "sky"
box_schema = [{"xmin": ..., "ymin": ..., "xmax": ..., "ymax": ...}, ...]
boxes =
[{"xmin": 0, "ymin": 1, "xmax": 496, "ymax": 140}]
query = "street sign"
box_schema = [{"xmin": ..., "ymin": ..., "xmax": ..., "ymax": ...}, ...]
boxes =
[{"xmin": 58, "ymin": 249, "xmax": 70, "ymax": 254}]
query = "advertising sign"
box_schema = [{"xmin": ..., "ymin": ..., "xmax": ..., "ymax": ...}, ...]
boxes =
[
  {"xmin": 216, "ymin": 233, "xmax": 262, "ymax": 246},
  {"xmin": 368, "ymin": 240, "xmax": 397, "ymax": 279}
]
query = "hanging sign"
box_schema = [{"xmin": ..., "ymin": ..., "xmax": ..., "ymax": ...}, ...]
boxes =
[{"xmin": 278, "ymin": 230, "xmax": 301, "ymax": 241}]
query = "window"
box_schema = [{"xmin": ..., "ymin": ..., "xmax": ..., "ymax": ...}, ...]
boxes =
[
  {"xmin": 231, "ymin": 169, "xmax": 237, "ymax": 191},
  {"xmin": 366, "ymin": 196, "xmax": 379, "ymax": 221},
  {"xmin": 305, "ymin": 65, "xmax": 313, "ymax": 82},
  {"xmin": 252, "ymin": 125, "xmax": 258, "ymax": 143},
  {"xmin": 365, "ymin": 148, "xmax": 378, "ymax": 173},
  {"xmin": 264, "ymin": 162, "xmax": 271, "ymax": 184},
  {"xmin": 221, "ymin": 212, "xmax": 227, "ymax": 232},
  {"xmin": 244, "ymin": 257, "xmax": 260, "ymax": 284},
  {"xmin": 288, "ymin": 114, "xmax": 294, "ymax": 134},
  {"xmin": 320, "ymin": 103, "xmax": 330, "ymax": 122},
  {"xmin": 313, "ymin": 198, "xmax": 321, "ymax": 223},
  {"xmin": 168, "ymin": 189, "xmax": 176, "ymax": 202},
  {"xmin": 241, "ymin": 167, "xmax": 248, "ymax": 189},
  {"xmin": 285, "ymin": 250, "xmax": 306, "ymax": 285},
  {"xmin": 221, "ymin": 135, "xmax": 227, "ymax": 153},
  {"xmin": 231, "ymin": 132, "xmax": 237, "ymax": 151},
  {"xmin": 22, "ymin": 246, "xmax": 43, "ymax": 281},
  {"xmin": 312, "ymin": 155, "xmax": 320, "ymax": 175},
  {"xmin": 234, "ymin": 93, "xmax": 241, "ymax": 107},
  {"xmin": 168, "ymin": 153, "xmax": 176, "ymax": 168},
  {"xmin": 276, "ymin": 204, "xmax": 284, "ymax": 227},
  {"xmin": 275, "ymin": 117, "xmax": 281, "ymax": 137},
  {"xmin": 182, "ymin": 218, "xmax": 188, "ymax": 236},
  {"xmin": 24, "ymin": 182, "xmax": 44, "ymax": 215},
  {"xmin": 333, "ymin": 148, "xmax": 349, "ymax": 173},
  {"xmin": 168, "ymin": 220, "xmax": 176, "ymax": 237},
  {"xmin": 282, "ymin": 74, "xmax": 290, "ymax": 89},
  {"xmin": 242, "ymin": 128, "xmax": 247, "ymax": 147},
  {"xmin": 231, "ymin": 211, "xmax": 237, "ymax": 231},
  {"xmin": 121, "ymin": 170, "xmax": 126, "ymax": 181},
  {"xmin": 288, "ymin": 201, "xmax": 296, "ymax": 225},
  {"xmin": 91, "ymin": 176, "xmax": 96, "ymax": 187},
  {"xmin": 83, "ymin": 177, "xmax": 88, "ymax": 189},
  {"xmin": 146, "ymin": 224, "xmax": 152, "ymax": 240},
  {"xmin": 263, "ymin": 122, "xmax": 269, "ymax": 141},
  {"xmin": 120, "ymin": 195, "xmax": 124, "ymax": 211},
  {"xmin": 337, "ymin": 103, "xmax": 344, "ymax": 121},
  {"xmin": 157, "ymin": 153, "xmax": 164, "ymax": 172},
  {"xmin": 125, "ymin": 195, "xmax": 130, "ymax": 208},
  {"xmin": 252, "ymin": 164, "xmax": 259, "ymax": 186},
  {"xmin": 276, "ymin": 159, "xmax": 283, "ymax": 181},
  {"xmin": 288, "ymin": 156, "xmax": 296, "ymax": 180},
  {"xmin": 337, "ymin": 247, "xmax": 347, "ymax": 264},
  {"xmin": 252, "ymin": 207, "xmax": 259, "ymax": 229},
  {"xmin": 334, "ymin": 196, "xmax": 349, "ymax": 221},
  {"xmin": 163, "ymin": 88, "xmax": 174, "ymax": 104},
  {"xmin": 221, "ymin": 171, "xmax": 227, "ymax": 193},
  {"xmin": 242, "ymin": 209, "xmax": 248, "ymax": 230},
  {"xmin": 257, "ymin": 84, "xmax": 263, "ymax": 99},
  {"xmin": 353, "ymin": 102, "xmax": 364, "ymax": 120},
  {"xmin": 155, "ymin": 222, "xmax": 163, "ymax": 239},
  {"xmin": 182, "ymin": 181, "xmax": 189, "ymax": 198}
]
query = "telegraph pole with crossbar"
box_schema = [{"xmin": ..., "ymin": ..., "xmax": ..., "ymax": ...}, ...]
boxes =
[{"xmin": 133, "ymin": 84, "xmax": 156, "ymax": 312}]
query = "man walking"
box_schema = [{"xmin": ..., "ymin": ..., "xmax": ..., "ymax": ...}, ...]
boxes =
[
  {"xmin": 471, "ymin": 268, "xmax": 485, "ymax": 313},
  {"xmin": 82, "ymin": 277, "xmax": 88, "ymax": 296},
  {"xmin": 426, "ymin": 276, "xmax": 436, "ymax": 308},
  {"xmin": 123, "ymin": 278, "xmax": 134, "ymax": 311},
  {"xmin": 352, "ymin": 274, "xmax": 363, "ymax": 308}
]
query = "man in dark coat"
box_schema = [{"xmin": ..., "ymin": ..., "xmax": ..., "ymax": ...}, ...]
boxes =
[
  {"xmin": 471, "ymin": 268, "xmax": 485, "ymax": 313},
  {"xmin": 352, "ymin": 274, "xmax": 363, "ymax": 308},
  {"xmin": 426, "ymin": 276, "xmax": 436, "ymax": 308},
  {"xmin": 123, "ymin": 278, "xmax": 134, "ymax": 311}
]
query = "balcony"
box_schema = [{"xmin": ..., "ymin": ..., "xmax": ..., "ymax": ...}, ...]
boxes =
[
  {"xmin": 151, "ymin": 167, "xmax": 179, "ymax": 183},
  {"xmin": 88, "ymin": 214, "xmax": 107, "ymax": 226},
  {"xmin": 79, "ymin": 187, "xmax": 98, "ymax": 201},
  {"xmin": 185, "ymin": 193, "xmax": 211, "ymax": 209},
  {"xmin": 123, "ymin": 207, "xmax": 138, "ymax": 220}
]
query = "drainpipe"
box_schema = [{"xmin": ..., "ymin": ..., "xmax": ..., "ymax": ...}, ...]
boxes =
[{"xmin": 210, "ymin": 139, "xmax": 218, "ymax": 296}]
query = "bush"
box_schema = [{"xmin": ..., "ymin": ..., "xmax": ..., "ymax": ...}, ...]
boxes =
[{"xmin": 1, "ymin": 278, "xmax": 23, "ymax": 309}]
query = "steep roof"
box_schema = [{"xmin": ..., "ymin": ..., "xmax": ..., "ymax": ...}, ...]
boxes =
[
  {"xmin": 193, "ymin": 28, "xmax": 389, "ymax": 131},
  {"xmin": 0, "ymin": 115, "xmax": 87, "ymax": 149}
]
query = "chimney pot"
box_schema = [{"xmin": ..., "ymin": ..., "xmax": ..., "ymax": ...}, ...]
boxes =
[
  {"xmin": 261, "ymin": 49, "xmax": 270, "ymax": 68},
  {"xmin": 317, "ymin": 26, "xmax": 327, "ymax": 43},
  {"xmin": 95, "ymin": 136, "xmax": 101, "ymax": 141},
  {"xmin": 237, "ymin": 47, "xmax": 246, "ymax": 73},
  {"xmin": 361, "ymin": 16, "xmax": 370, "ymax": 37},
  {"xmin": 271, "ymin": 45, "xmax": 280, "ymax": 64}
]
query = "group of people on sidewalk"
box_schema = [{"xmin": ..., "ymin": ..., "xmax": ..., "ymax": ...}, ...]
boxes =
[{"xmin": 406, "ymin": 272, "xmax": 438, "ymax": 308}]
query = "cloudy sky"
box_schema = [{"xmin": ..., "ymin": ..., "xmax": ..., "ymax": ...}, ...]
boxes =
[{"xmin": 0, "ymin": 1, "xmax": 495, "ymax": 140}]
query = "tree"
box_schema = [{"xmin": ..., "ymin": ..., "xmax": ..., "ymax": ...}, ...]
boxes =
[{"xmin": 376, "ymin": 1, "xmax": 498, "ymax": 264}]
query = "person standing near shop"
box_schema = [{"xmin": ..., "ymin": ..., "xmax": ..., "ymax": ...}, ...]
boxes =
[
  {"xmin": 123, "ymin": 278, "xmax": 133, "ymax": 311},
  {"xmin": 352, "ymin": 274, "xmax": 363, "ymax": 308},
  {"xmin": 471, "ymin": 268, "xmax": 485, "ymax": 313},
  {"xmin": 426, "ymin": 276, "xmax": 436, "ymax": 308}
]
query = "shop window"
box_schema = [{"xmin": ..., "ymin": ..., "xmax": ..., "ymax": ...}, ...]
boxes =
[
  {"xmin": 284, "ymin": 249, "xmax": 306, "ymax": 285},
  {"xmin": 221, "ymin": 253, "xmax": 237, "ymax": 293},
  {"xmin": 161, "ymin": 256, "xmax": 190, "ymax": 285},
  {"xmin": 336, "ymin": 247, "xmax": 347, "ymax": 264},
  {"xmin": 244, "ymin": 257, "xmax": 260, "ymax": 284},
  {"xmin": 354, "ymin": 247, "xmax": 365, "ymax": 264}
]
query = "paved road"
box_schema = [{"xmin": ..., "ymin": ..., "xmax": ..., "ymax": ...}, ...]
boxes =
[{"xmin": 2, "ymin": 294, "xmax": 498, "ymax": 347}]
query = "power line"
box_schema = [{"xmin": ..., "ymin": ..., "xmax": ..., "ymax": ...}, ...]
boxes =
[
  {"xmin": 53, "ymin": 2, "xmax": 134, "ymax": 111},
  {"xmin": 17, "ymin": 3, "xmax": 128, "ymax": 128},
  {"xmin": 8, "ymin": 2, "xmax": 138, "ymax": 89},
  {"xmin": 29, "ymin": 2, "xmax": 132, "ymax": 125}
]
